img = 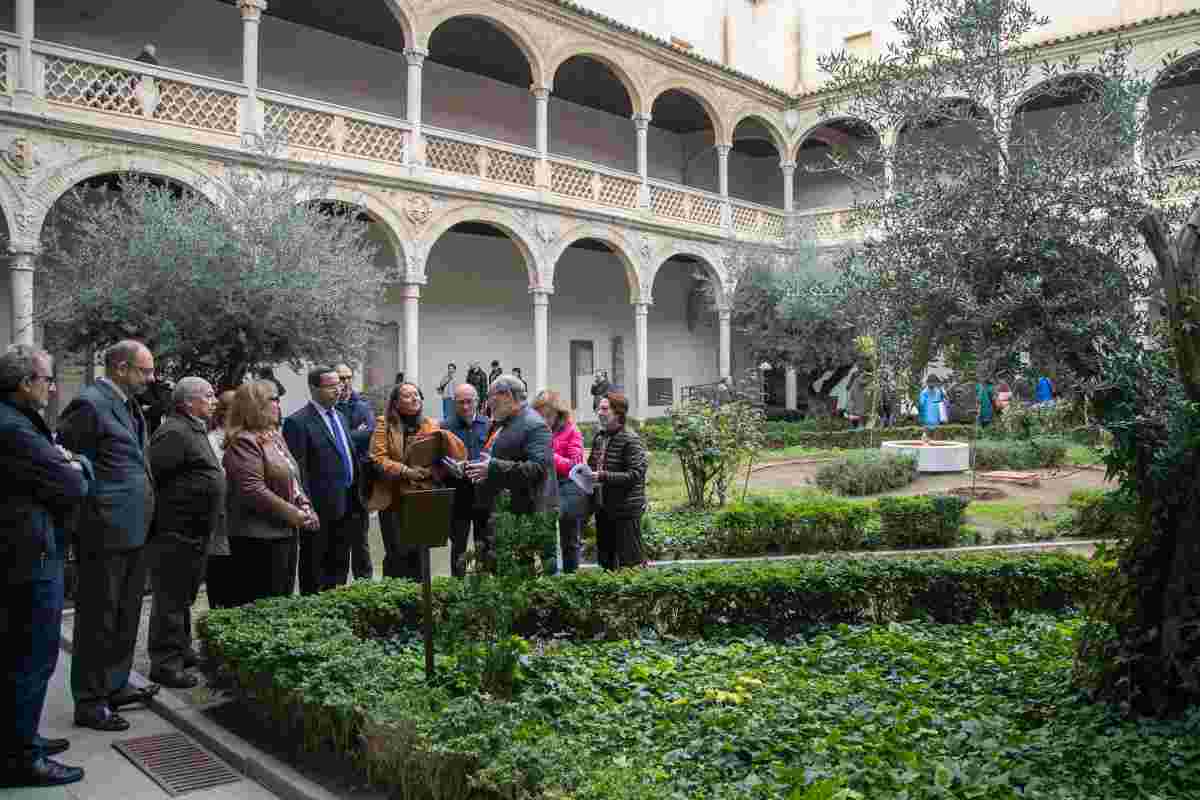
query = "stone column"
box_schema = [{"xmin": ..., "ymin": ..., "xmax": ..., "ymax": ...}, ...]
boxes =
[
  {"xmin": 9, "ymin": 248, "xmax": 37, "ymax": 346},
  {"xmin": 1133, "ymin": 95, "xmax": 1149, "ymax": 173},
  {"xmin": 400, "ymin": 282, "xmax": 421, "ymax": 384},
  {"xmin": 532, "ymin": 86, "xmax": 551, "ymax": 187},
  {"xmin": 717, "ymin": 144, "xmax": 732, "ymax": 229},
  {"xmin": 881, "ymin": 125, "xmax": 898, "ymax": 200},
  {"xmin": 718, "ymin": 307, "xmax": 732, "ymax": 380},
  {"xmin": 404, "ymin": 48, "xmax": 428, "ymax": 165},
  {"xmin": 238, "ymin": 0, "xmax": 267, "ymax": 138},
  {"xmin": 633, "ymin": 113, "xmax": 651, "ymax": 207},
  {"xmin": 780, "ymin": 160, "xmax": 796, "ymax": 212},
  {"xmin": 785, "ymin": 366, "xmax": 798, "ymax": 410},
  {"xmin": 14, "ymin": 0, "xmax": 34, "ymax": 106},
  {"xmin": 633, "ymin": 301, "xmax": 650, "ymax": 421},
  {"xmin": 531, "ymin": 288, "xmax": 550, "ymax": 396}
]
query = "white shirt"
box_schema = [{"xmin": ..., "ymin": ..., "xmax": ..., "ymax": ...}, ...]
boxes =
[{"xmin": 308, "ymin": 400, "xmax": 354, "ymax": 481}]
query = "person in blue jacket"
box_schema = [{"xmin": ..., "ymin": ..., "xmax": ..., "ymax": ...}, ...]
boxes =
[
  {"xmin": 1, "ymin": 345, "xmax": 91, "ymax": 788},
  {"xmin": 1035, "ymin": 374, "xmax": 1054, "ymax": 405},
  {"xmin": 918, "ymin": 374, "xmax": 946, "ymax": 429}
]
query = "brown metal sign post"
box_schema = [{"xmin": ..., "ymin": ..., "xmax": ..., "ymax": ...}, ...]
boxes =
[{"xmin": 397, "ymin": 488, "xmax": 456, "ymax": 682}]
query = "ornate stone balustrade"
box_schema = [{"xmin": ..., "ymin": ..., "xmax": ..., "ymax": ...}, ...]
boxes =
[
  {"xmin": 795, "ymin": 206, "xmax": 859, "ymax": 241},
  {"xmin": 0, "ymin": 46, "xmax": 8, "ymax": 95},
  {"xmin": 549, "ymin": 158, "xmax": 641, "ymax": 209},
  {"xmin": 38, "ymin": 43, "xmax": 243, "ymax": 135},
  {"xmin": 648, "ymin": 180, "xmax": 724, "ymax": 229},
  {"xmin": 260, "ymin": 90, "xmax": 410, "ymax": 165},
  {"xmin": 423, "ymin": 127, "xmax": 538, "ymax": 187},
  {"xmin": 731, "ymin": 199, "xmax": 786, "ymax": 239}
]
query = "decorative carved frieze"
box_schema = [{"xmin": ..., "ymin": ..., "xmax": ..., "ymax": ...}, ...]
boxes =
[
  {"xmin": 1, "ymin": 136, "xmax": 39, "ymax": 177},
  {"xmin": 404, "ymin": 194, "xmax": 433, "ymax": 227}
]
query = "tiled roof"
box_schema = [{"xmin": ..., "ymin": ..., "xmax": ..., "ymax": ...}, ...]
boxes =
[{"xmin": 549, "ymin": 1, "xmax": 1200, "ymax": 105}]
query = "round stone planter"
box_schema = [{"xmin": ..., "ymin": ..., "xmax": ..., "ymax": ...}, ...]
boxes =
[{"xmin": 881, "ymin": 440, "xmax": 970, "ymax": 473}]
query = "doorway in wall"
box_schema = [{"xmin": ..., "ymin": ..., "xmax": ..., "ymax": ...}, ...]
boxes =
[{"xmin": 569, "ymin": 340, "xmax": 594, "ymax": 410}]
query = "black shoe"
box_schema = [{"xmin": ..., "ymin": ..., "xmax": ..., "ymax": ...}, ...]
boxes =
[
  {"xmin": 149, "ymin": 668, "xmax": 199, "ymax": 689},
  {"xmin": 74, "ymin": 710, "xmax": 130, "ymax": 732},
  {"xmin": 182, "ymin": 650, "xmax": 201, "ymax": 669},
  {"xmin": 33, "ymin": 735, "xmax": 70, "ymax": 756},
  {"xmin": 108, "ymin": 684, "xmax": 161, "ymax": 710},
  {"xmin": 0, "ymin": 756, "xmax": 84, "ymax": 788}
]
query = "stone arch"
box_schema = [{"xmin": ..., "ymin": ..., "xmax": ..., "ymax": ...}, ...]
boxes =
[
  {"xmin": 381, "ymin": 0, "xmax": 418, "ymax": 50},
  {"xmin": 728, "ymin": 108, "xmax": 789, "ymax": 159},
  {"xmin": 293, "ymin": 184, "xmax": 409, "ymax": 272},
  {"xmin": 1011, "ymin": 71, "xmax": 1110, "ymax": 126},
  {"xmin": 648, "ymin": 244, "xmax": 728, "ymax": 308},
  {"xmin": 0, "ymin": 171, "xmax": 24, "ymax": 248},
  {"xmin": 416, "ymin": 2, "xmax": 547, "ymax": 85},
  {"xmin": 416, "ymin": 204, "xmax": 542, "ymax": 287},
  {"xmin": 546, "ymin": 223, "xmax": 642, "ymax": 302},
  {"xmin": 26, "ymin": 151, "xmax": 224, "ymax": 247},
  {"xmin": 644, "ymin": 79, "xmax": 727, "ymax": 145},
  {"xmin": 544, "ymin": 44, "xmax": 645, "ymax": 112},
  {"xmin": 792, "ymin": 116, "xmax": 880, "ymax": 163}
]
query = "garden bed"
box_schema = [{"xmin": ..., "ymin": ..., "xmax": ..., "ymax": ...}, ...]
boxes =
[{"xmin": 197, "ymin": 556, "xmax": 1200, "ymax": 800}]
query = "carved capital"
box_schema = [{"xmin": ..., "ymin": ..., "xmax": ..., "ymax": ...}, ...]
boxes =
[
  {"xmin": 631, "ymin": 113, "xmax": 652, "ymax": 132},
  {"xmin": 715, "ymin": 144, "xmax": 732, "ymax": 159},
  {"xmin": 530, "ymin": 86, "xmax": 551, "ymax": 102},
  {"xmin": 535, "ymin": 215, "xmax": 557, "ymax": 246},
  {"xmin": 404, "ymin": 48, "xmax": 428, "ymax": 68},
  {"xmin": 238, "ymin": 0, "xmax": 267, "ymax": 22}
]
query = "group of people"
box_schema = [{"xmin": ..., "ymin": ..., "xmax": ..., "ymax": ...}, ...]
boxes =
[{"xmin": 2, "ymin": 338, "xmax": 650, "ymax": 789}]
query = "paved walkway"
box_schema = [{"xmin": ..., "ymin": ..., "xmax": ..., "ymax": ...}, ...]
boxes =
[{"xmin": 0, "ymin": 649, "xmax": 279, "ymax": 800}]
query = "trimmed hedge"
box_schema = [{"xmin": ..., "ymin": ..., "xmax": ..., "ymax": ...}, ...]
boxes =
[
  {"xmin": 198, "ymin": 554, "xmax": 1095, "ymax": 798},
  {"xmin": 1062, "ymin": 488, "xmax": 1139, "ymax": 539},
  {"xmin": 709, "ymin": 496, "xmax": 870, "ymax": 555},
  {"xmin": 878, "ymin": 494, "xmax": 971, "ymax": 548},
  {"xmin": 972, "ymin": 436, "xmax": 1068, "ymax": 470},
  {"xmin": 770, "ymin": 424, "xmax": 977, "ymax": 450},
  {"xmin": 814, "ymin": 450, "xmax": 918, "ymax": 495}
]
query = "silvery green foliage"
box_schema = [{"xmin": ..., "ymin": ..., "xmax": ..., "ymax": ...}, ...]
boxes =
[{"xmin": 37, "ymin": 146, "xmax": 385, "ymax": 388}]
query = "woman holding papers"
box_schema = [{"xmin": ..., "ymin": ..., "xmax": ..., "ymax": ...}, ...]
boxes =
[
  {"xmin": 584, "ymin": 392, "xmax": 647, "ymax": 570},
  {"xmin": 367, "ymin": 383, "xmax": 465, "ymax": 580}
]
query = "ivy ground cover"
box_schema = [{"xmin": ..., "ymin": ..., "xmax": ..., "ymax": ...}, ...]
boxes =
[{"xmin": 198, "ymin": 556, "xmax": 1199, "ymax": 799}]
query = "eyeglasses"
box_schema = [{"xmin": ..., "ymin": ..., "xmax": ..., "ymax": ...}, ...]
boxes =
[
  {"xmin": 338, "ymin": 375, "xmax": 353, "ymax": 383},
  {"xmin": 123, "ymin": 363, "xmax": 155, "ymax": 378}
]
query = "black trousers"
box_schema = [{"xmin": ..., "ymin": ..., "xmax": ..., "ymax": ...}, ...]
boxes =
[
  {"xmin": 297, "ymin": 512, "xmax": 358, "ymax": 595},
  {"xmin": 449, "ymin": 509, "xmax": 493, "ymax": 578},
  {"xmin": 71, "ymin": 547, "xmax": 148, "ymax": 718},
  {"xmin": 202, "ymin": 553, "xmax": 238, "ymax": 610},
  {"xmin": 595, "ymin": 512, "xmax": 644, "ymax": 571},
  {"xmin": 378, "ymin": 510, "xmax": 423, "ymax": 581},
  {"xmin": 229, "ymin": 536, "xmax": 297, "ymax": 605},
  {"xmin": 2, "ymin": 569, "xmax": 63, "ymax": 762},
  {"xmin": 147, "ymin": 532, "xmax": 208, "ymax": 673},
  {"xmin": 347, "ymin": 511, "xmax": 373, "ymax": 580}
]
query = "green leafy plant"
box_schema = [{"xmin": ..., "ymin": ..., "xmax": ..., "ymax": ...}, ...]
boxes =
[
  {"xmin": 971, "ymin": 437, "xmax": 1068, "ymax": 471},
  {"xmin": 666, "ymin": 398, "xmax": 767, "ymax": 508},
  {"xmin": 878, "ymin": 495, "xmax": 971, "ymax": 548},
  {"xmin": 814, "ymin": 451, "xmax": 918, "ymax": 496}
]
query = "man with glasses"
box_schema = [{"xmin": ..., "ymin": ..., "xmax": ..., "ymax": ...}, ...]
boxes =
[
  {"xmin": 334, "ymin": 363, "xmax": 374, "ymax": 581},
  {"xmin": 1, "ymin": 345, "xmax": 89, "ymax": 788},
  {"xmin": 145, "ymin": 378, "xmax": 223, "ymax": 689},
  {"xmin": 58, "ymin": 340, "xmax": 160, "ymax": 732},
  {"xmin": 282, "ymin": 366, "xmax": 359, "ymax": 594}
]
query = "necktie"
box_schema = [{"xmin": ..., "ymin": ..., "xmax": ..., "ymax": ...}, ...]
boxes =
[
  {"xmin": 327, "ymin": 409, "xmax": 354, "ymax": 488},
  {"xmin": 129, "ymin": 399, "xmax": 145, "ymax": 446}
]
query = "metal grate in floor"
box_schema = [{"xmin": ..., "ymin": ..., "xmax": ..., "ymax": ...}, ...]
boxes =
[{"xmin": 113, "ymin": 731, "xmax": 242, "ymax": 796}]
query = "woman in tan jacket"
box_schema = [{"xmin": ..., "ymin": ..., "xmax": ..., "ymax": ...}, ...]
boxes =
[
  {"xmin": 222, "ymin": 380, "xmax": 318, "ymax": 604},
  {"xmin": 368, "ymin": 382, "xmax": 464, "ymax": 580}
]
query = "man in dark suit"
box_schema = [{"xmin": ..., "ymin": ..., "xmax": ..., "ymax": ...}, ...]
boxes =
[
  {"xmin": 146, "ymin": 377, "xmax": 223, "ymax": 689},
  {"xmin": 283, "ymin": 365, "xmax": 358, "ymax": 595},
  {"xmin": 334, "ymin": 363, "xmax": 374, "ymax": 581},
  {"xmin": 57, "ymin": 340, "xmax": 159, "ymax": 732},
  {"xmin": 466, "ymin": 374, "xmax": 555, "ymax": 572},
  {"xmin": 1, "ymin": 345, "xmax": 89, "ymax": 788}
]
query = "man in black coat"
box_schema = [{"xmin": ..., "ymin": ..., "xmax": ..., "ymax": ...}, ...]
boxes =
[
  {"xmin": 0, "ymin": 345, "xmax": 89, "ymax": 788},
  {"xmin": 283, "ymin": 366, "xmax": 359, "ymax": 595},
  {"xmin": 335, "ymin": 363, "xmax": 375, "ymax": 581},
  {"xmin": 57, "ymin": 340, "xmax": 159, "ymax": 732},
  {"xmin": 466, "ymin": 374, "xmax": 555, "ymax": 571},
  {"xmin": 146, "ymin": 377, "xmax": 223, "ymax": 689}
]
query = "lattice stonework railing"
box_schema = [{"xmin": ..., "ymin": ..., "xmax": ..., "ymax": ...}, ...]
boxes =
[
  {"xmin": 342, "ymin": 119, "xmax": 407, "ymax": 164},
  {"xmin": 486, "ymin": 148, "xmax": 536, "ymax": 187},
  {"xmin": 598, "ymin": 174, "xmax": 640, "ymax": 208},
  {"xmin": 426, "ymin": 135, "xmax": 482, "ymax": 177},
  {"xmin": 797, "ymin": 209, "xmax": 855, "ymax": 240},
  {"xmin": 43, "ymin": 55, "xmax": 238, "ymax": 133},
  {"xmin": 690, "ymin": 195, "xmax": 723, "ymax": 227},
  {"xmin": 550, "ymin": 161, "xmax": 594, "ymax": 199},
  {"xmin": 650, "ymin": 185, "xmax": 688, "ymax": 221},
  {"xmin": 263, "ymin": 101, "xmax": 335, "ymax": 150},
  {"xmin": 732, "ymin": 204, "xmax": 760, "ymax": 234},
  {"xmin": 761, "ymin": 211, "xmax": 786, "ymax": 239},
  {"xmin": 0, "ymin": 50, "xmax": 8, "ymax": 94}
]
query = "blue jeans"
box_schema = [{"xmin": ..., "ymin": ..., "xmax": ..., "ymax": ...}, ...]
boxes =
[{"xmin": 2, "ymin": 568, "xmax": 64, "ymax": 761}]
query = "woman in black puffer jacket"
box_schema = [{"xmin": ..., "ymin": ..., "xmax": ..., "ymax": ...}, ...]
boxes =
[{"xmin": 587, "ymin": 392, "xmax": 647, "ymax": 569}]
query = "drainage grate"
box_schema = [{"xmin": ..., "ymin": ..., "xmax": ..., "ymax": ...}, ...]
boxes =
[{"xmin": 113, "ymin": 732, "xmax": 242, "ymax": 796}]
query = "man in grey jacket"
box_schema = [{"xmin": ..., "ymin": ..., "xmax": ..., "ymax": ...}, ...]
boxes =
[{"xmin": 57, "ymin": 340, "xmax": 159, "ymax": 732}]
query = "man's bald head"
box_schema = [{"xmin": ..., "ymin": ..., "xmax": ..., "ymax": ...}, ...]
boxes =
[{"xmin": 453, "ymin": 382, "xmax": 478, "ymax": 422}]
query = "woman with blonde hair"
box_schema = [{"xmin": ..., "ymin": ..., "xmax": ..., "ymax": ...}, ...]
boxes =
[
  {"xmin": 531, "ymin": 389, "xmax": 584, "ymax": 573},
  {"xmin": 222, "ymin": 380, "xmax": 318, "ymax": 604},
  {"xmin": 368, "ymin": 383, "xmax": 465, "ymax": 580}
]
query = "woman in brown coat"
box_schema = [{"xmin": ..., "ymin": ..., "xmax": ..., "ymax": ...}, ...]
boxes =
[
  {"xmin": 368, "ymin": 383, "xmax": 465, "ymax": 580},
  {"xmin": 222, "ymin": 380, "xmax": 318, "ymax": 604}
]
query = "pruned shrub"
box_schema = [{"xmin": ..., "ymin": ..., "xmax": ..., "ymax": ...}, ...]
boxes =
[
  {"xmin": 878, "ymin": 494, "xmax": 971, "ymax": 548},
  {"xmin": 1058, "ymin": 489, "xmax": 1139, "ymax": 540},
  {"xmin": 711, "ymin": 496, "xmax": 870, "ymax": 554},
  {"xmin": 972, "ymin": 437, "xmax": 1068, "ymax": 471},
  {"xmin": 814, "ymin": 450, "xmax": 918, "ymax": 496}
]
